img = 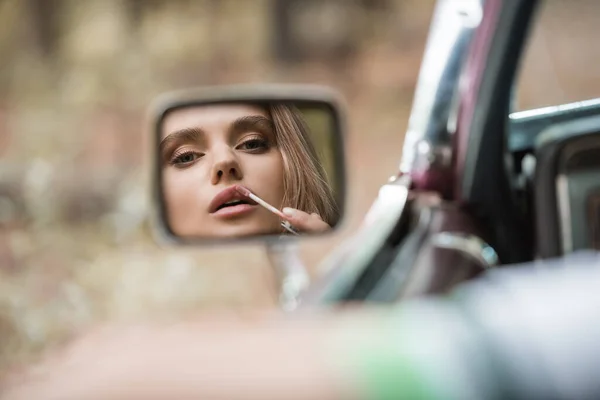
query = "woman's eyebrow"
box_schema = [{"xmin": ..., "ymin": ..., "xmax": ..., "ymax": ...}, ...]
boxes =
[
  {"xmin": 228, "ymin": 115, "xmax": 274, "ymax": 137},
  {"xmin": 160, "ymin": 126, "xmax": 205, "ymax": 154}
]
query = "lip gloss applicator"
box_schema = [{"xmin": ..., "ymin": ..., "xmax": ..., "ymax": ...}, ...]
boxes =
[{"xmin": 235, "ymin": 185, "xmax": 299, "ymax": 235}]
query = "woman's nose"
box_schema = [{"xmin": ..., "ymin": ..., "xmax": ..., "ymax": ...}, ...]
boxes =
[{"xmin": 210, "ymin": 148, "xmax": 243, "ymax": 185}]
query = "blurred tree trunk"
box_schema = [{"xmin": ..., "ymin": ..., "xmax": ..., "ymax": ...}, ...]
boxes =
[
  {"xmin": 272, "ymin": 0, "xmax": 391, "ymax": 64},
  {"xmin": 125, "ymin": 0, "xmax": 145, "ymax": 25},
  {"xmin": 272, "ymin": 0, "xmax": 361, "ymax": 63},
  {"xmin": 27, "ymin": 0, "xmax": 61, "ymax": 56},
  {"xmin": 125, "ymin": 0, "xmax": 198, "ymax": 26}
]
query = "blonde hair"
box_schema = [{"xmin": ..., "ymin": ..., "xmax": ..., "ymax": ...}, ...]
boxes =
[{"xmin": 268, "ymin": 103, "xmax": 340, "ymax": 227}]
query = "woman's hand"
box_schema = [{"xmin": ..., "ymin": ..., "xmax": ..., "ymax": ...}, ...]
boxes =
[{"xmin": 282, "ymin": 208, "xmax": 331, "ymax": 233}]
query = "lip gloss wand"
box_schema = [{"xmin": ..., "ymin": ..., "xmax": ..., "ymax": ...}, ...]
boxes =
[{"xmin": 235, "ymin": 185, "xmax": 299, "ymax": 235}]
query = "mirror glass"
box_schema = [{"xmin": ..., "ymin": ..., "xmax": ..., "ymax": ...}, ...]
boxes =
[{"xmin": 155, "ymin": 98, "xmax": 345, "ymax": 241}]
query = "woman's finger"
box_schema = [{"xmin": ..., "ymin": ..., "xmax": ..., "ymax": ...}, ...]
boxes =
[{"xmin": 282, "ymin": 208, "xmax": 330, "ymax": 233}]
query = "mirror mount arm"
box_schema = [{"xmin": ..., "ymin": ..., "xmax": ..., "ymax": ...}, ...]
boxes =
[{"xmin": 265, "ymin": 241, "xmax": 310, "ymax": 311}]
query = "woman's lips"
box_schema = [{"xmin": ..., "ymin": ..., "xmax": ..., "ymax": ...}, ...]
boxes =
[
  {"xmin": 212, "ymin": 203, "xmax": 256, "ymax": 218},
  {"xmin": 209, "ymin": 185, "xmax": 259, "ymax": 218}
]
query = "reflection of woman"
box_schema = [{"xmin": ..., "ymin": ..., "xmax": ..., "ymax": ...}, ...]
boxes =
[{"xmin": 161, "ymin": 102, "xmax": 339, "ymax": 238}]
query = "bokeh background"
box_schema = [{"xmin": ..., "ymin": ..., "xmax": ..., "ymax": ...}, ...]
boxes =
[{"xmin": 0, "ymin": 0, "xmax": 599, "ymax": 369}]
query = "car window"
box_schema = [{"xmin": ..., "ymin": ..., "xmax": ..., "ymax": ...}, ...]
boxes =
[{"xmin": 514, "ymin": 0, "xmax": 600, "ymax": 111}]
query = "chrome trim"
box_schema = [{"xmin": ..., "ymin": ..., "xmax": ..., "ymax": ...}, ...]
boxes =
[
  {"xmin": 400, "ymin": 0, "xmax": 483, "ymax": 178},
  {"xmin": 556, "ymin": 175, "xmax": 573, "ymax": 254},
  {"xmin": 430, "ymin": 231, "xmax": 499, "ymax": 268},
  {"xmin": 510, "ymin": 98, "xmax": 600, "ymax": 152},
  {"xmin": 510, "ymin": 98, "xmax": 600, "ymax": 120}
]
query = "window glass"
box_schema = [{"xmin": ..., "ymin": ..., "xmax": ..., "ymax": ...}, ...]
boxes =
[{"xmin": 514, "ymin": 0, "xmax": 600, "ymax": 111}]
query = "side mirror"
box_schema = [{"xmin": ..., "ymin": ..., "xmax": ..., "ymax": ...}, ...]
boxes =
[
  {"xmin": 148, "ymin": 84, "xmax": 347, "ymax": 245},
  {"xmin": 146, "ymin": 84, "xmax": 347, "ymax": 309}
]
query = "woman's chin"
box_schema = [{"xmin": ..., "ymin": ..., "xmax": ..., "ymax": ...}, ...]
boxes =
[
  {"xmin": 215, "ymin": 223, "xmax": 281, "ymax": 239},
  {"xmin": 177, "ymin": 223, "xmax": 281, "ymax": 239}
]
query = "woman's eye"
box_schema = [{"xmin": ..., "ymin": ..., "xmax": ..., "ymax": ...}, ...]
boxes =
[
  {"xmin": 238, "ymin": 139, "xmax": 269, "ymax": 152},
  {"xmin": 171, "ymin": 151, "xmax": 202, "ymax": 167}
]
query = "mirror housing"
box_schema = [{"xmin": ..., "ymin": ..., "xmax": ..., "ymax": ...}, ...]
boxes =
[{"xmin": 148, "ymin": 84, "xmax": 348, "ymax": 246}]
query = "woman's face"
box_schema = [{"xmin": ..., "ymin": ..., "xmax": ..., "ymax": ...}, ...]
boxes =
[{"xmin": 161, "ymin": 104, "xmax": 285, "ymax": 238}]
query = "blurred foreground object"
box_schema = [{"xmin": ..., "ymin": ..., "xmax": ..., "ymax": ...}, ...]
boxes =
[{"xmin": 2, "ymin": 252, "xmax": 600, "ymax": 400}]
